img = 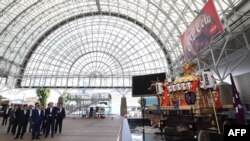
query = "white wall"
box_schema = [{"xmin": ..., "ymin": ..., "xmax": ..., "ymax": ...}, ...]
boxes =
[
  {"xmin": 216, "ymin": 48, "xmax": 250, "ymax": 104},
  {"xmin": 217, "ymin": 48, "xmax": 250, "ymax": 80},
  {"xmin": 235, "ymin": 72, "xmax": 250, "ymax": 104}
]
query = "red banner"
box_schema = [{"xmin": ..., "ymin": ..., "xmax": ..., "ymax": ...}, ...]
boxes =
[{"xmin": 181, "ymin": 0, "xmax": 224, "ymax": 61}]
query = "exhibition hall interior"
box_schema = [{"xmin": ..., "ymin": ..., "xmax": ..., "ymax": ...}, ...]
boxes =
[{"xmin": 0, "ymin": 0, "xmax": 250, "ymax": 141}]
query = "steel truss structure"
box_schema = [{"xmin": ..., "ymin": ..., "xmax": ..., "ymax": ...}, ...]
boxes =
[
  {"xmin": 194, "ymin": 1, "xmax": 250, "ymax": 82},
  {"xmin": 0, "ymin": 0, "xmax": 249, "ymax": 89}
]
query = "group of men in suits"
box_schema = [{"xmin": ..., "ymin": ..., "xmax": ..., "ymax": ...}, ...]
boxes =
[{"xmin": 1, "ymin": 102, "xmax": 66, "ymax": 139}]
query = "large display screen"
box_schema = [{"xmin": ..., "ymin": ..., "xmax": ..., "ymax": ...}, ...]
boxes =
[{"xmin": 132, "ymin": 72, "xmax": 166, "ymax": 97}]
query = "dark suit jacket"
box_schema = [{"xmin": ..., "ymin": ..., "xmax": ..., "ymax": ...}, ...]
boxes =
[
  {"xmin": 15, "ymin": 109, "xmax": 30, "ymax": 124},
  {"xmin": 3, "ymin": 109, "xmax": 7, "ymax": 116},
  {"xmin": 3, "ymin": 108, "xmax": 11, "ymax": 118},
  {"xmin": 56, "ymin": 108, "xmax": 66, "ymax": 120},
  {"xmin": 45, "ymin": 107, "xmax": 57, "ymax": 121},
  {"xmin": 9, "ymin": 109, "xmax": 16, "ymax": 122},
  {"xmin": 32, "ymin": 109, "xmax": 44, "ymax": 125}
]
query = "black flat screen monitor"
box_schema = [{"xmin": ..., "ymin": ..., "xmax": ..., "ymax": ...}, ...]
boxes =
[{"xmin": 132, "ymin": 72, "xmax": 166, "ymax": 97}]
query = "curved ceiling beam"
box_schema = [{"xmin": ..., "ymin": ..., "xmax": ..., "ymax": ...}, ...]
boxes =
[
  {"xmin": 78, "ymin": 61, "xmax": 114, "ymax": 77},
  {"xmin": 0, "ymin": 1, "xmax": 40, "ymax": 37},
  {"xmin": 0, "ymin": 0, "xmax": 19, "ymax": 17},
  {"xmin": 72, "ymin": 60, "xmax": 114, "ymax": 87},
  {"xmin": 67, "ymin": 51, "xmax": 124, "ymax": 78}
]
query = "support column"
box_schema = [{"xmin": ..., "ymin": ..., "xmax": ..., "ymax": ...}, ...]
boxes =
[
  {"xmin": 57, "ymin": 96, "xmax": 64, "ymax": 106},
  {"xmin": 120, "ymin": 96, "xmax": 127, "ymax": 116}
]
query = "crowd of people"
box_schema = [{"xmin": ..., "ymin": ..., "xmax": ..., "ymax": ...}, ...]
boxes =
[{"xmin": 1, "ymin": 102, "xmax": 65, "ymax": 139}]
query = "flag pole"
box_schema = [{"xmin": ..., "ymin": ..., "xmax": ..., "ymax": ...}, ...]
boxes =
[{"xmin": 209, "ymin": 88, "xmax": 220, "ymax": 134}]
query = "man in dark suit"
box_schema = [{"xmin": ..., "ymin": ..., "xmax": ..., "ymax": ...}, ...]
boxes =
[
  {"xmin": 7, "ymin": 105, "xmax": 17, "ymax": 134},
  {"xmin": 29, "ymin": 103, "xmax": 39, "ymax": 133},
  {"xmin": 55, "ymin": 103, "xmax": 66, "ymax": 134},
  {"xmin": 11, "ymin": 105, "xmax": 21, "ymax": 135},
  {"xmin": 28, "ymin": 105, "xmax": 34, "ymax": 133},
  {"xmin": 14, "ymin": 104, "xmax": 30, "ymax": 139},
  {"xmin": 45, "ymin": 102, "xmax": 57, "ymax": 138},
  {"xmin": 32, "ymin": 104, "xmax": 44, "ymax": 139},
  {"xmin": 40, "ymin": 105, "xmax": 46, "ymax": 135},
  {"xmin": 2, "ymin": 105, "xmax": 10, "ymax": 126}
]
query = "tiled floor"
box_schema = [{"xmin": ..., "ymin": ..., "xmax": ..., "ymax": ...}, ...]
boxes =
[{"xmin": 0, "ymin": 116, "xmax": 122, "ymax": 141}]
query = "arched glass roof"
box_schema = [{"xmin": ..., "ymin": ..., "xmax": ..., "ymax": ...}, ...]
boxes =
[
  {"xmin": 22, "ymin": 15, "xmax": 168, "ymax": 87},
  {"xmin": 0, "ymin": 0, "xmax": 246, "ymax": 88}
]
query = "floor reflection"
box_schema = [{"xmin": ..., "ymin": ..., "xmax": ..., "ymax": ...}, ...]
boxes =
[
  {"xmin": 130, "ymin": 126, "xmax": 196, "ymax": 141},
  {"xmin": 131, "ymin": 126, "xmax": 166, "ymax": 141}
]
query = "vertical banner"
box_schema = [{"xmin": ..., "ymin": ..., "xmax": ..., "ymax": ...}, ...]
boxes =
[
  {"xmin": 230, "ymin": 73, "xmax": 247, "ymax": 125},
  {"xmin": 181, "ymin": 0, "xmax": 224, "ymax": 61}
]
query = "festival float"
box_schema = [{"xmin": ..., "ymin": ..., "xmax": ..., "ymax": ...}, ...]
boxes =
[
  {"xmin": 145, "ymin": 63, "xmax": 225, "ymax": 139},
  {"xmin": 147, "ymin": 63, "xmax": 222, "ymax": 115}
]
